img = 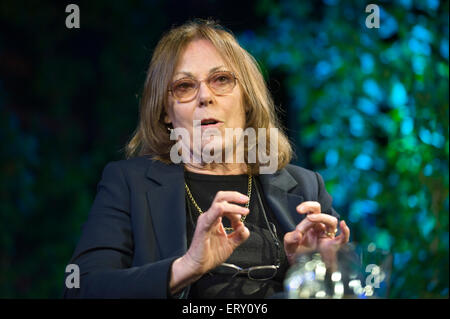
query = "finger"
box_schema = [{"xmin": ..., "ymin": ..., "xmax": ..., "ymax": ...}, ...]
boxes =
[
  {"xmin": 197, "ymin": 210, "xmax": 219, "ymax": 231},
  {"xmin": 201, "ymin": 202, "xmax": 249, "ymax": 231},
  {"xmin": 215, "ymin": 202, "xmax": 250, "ymax": 216},
  {"xmin": 335, "ymin": 220, "xmax": 350, "ymax": 244},
  {"xmin": 228, "ymin": 222, "xmax": 250, "ymax": 248},
  {"xmin": 298, "ymin": 215, "xmax": 337, "ymax": 238},
  {"xmin": 296, "ymin": 201, "xmax": 321, "ymax": 215},
  {"xmin": 295, "ymin": 216, "xmax": 332, "ymax": 235},
  {"xmin": 313, "ymin": 223, "xmax": 326, "ymax": 234},
  {"xmin": 284, "ymin": 230, "xmax": 301, "ymax": 245},
  {"xmin": 214, "ymin": 191, "xmax": 249, "ymax": 205},
  {"xmin": 228, "ymin": 210, "xmax": 246, "ymax": 229},
  {"xmin": 208, "ymin": 202, "xmax": 249, "ymax": 222},
  {"xmin": 283, "ymin": 230, "xmax": 302, "ymax": 253},
  {"xmin": 306, "ymin": 214, "xmax": 338, "ymax": 233},
  {"xmin": 295, "ymin": 218, "xmax": 317, "ymax": 235},
  {"xmin": 220, "ymin": 203, "xmax": 249, "ymax": 227}
]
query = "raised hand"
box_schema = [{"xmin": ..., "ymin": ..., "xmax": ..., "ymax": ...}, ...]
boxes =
[
  {"xmin": 170, "ymin": 191, "xmax": 250, "ymax": 294},
  {"xmin": 185, "ymin": 191, "xmax": 251, "ymax": 274},
  {"xmin": 283, "ymin": 201, "xmax": 350, "ymax": 266}
]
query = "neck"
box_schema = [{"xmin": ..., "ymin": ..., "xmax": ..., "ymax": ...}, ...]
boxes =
[{"xmin": 184, "ymin": 162, "xmax": 248, "ymax": 175}]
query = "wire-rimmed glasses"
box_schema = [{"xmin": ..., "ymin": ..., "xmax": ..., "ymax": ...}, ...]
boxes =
[
  {"xmin": 210, "ymin": 222, "xmax": 281, "ymax": 281},
  {"xmin": 214, "ymin": 262, "xmax": 280, "ymax": 281}
]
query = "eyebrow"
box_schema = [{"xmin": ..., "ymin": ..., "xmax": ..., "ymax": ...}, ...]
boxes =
[{"xmin": 173, "ymin": 66, "xmax": 227, "ymax": 78}]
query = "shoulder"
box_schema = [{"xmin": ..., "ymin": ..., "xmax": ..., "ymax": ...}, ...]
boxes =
[
  {"xmin": 99, "ymin": 155, "xmax": 160, "ymax": 183},
  {"xmin": 103, "ymin": 155, "xmax": 176, "ymax": 174},
  {"xmin": 100, "ymin": 156, "xmax": 182, "ymax": 186},
  {"xmin": 104, "ymin": 155, "xmax": 154, "ymax": 171}
]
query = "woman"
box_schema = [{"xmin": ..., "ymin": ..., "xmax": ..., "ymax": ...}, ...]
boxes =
[{"xmin": 63, "ymin": 19, "xmax": 350, "ymax": 299}]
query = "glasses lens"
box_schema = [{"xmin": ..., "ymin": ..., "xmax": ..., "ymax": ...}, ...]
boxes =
[
  {"xmin": 209, "ymin": 71, "xmax": 235, "ymax": 93},
  {"xmin": 248, "ymin": 266, "xmax": 277, "ymax": 280},
  {"xmin": 214, "ymin": 263, "xmax": 240, "ymax": 276},
  {"xmin": 173, "ymin": 78, "xmax": 197, "ymax": 100}
]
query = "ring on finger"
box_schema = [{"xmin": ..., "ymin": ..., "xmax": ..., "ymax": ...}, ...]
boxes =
[{"xmin": 324, "ymin": 228, "xmax": 338, "ymax": 237}]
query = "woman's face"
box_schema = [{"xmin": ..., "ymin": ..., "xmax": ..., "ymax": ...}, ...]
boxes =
[{"xmin": 165, "ymin": 39, "xmax": 246, "ymax": 161}]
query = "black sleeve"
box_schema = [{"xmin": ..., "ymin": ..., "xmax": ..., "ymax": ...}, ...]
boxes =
[
  {"xmin": 166, "ymin": 259, "xmax": 191, "ymax": 299},
  {"xmin": 63, "ymin": 161, "xmax": 178, "ymax": 298}
]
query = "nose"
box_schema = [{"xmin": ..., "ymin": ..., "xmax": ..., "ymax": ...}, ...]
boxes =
[{"xmin": 197, "ymin": 81, "xmax": 214, "ymax": 107}]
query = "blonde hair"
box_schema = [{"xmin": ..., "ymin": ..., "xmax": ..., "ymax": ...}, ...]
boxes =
[{"xmin": 125, "ymin": 19, "xmax": 293, "ymax": 174}]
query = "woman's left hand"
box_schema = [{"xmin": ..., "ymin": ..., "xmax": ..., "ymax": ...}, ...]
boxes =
[{"xmin": 283, "ymin": 201, "xmax": 350, "ymax": 265}]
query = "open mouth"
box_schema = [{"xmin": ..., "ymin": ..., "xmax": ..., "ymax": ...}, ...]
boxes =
[{"xmin": 200, "ymin": 118, "xmax": 222, "ymax": 126}]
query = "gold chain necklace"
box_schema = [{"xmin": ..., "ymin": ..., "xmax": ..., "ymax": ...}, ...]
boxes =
[{"xmin": 184, "ymin": 174, "xmax": 252, "ymax": 232}]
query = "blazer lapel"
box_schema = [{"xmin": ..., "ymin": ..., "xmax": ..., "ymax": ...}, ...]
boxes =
[
  {"xmin": 259, "ymin": 169, "xmax": 305, "ymax": 233},
  {"xmin": 146, "ymin": 161, "xmax": 187, "ymax": 259}
]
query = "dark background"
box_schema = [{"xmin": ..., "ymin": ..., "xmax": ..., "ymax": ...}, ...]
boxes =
[{"xmin": 0, "ymin": 0, "xmax": 448, "ymax": 298}]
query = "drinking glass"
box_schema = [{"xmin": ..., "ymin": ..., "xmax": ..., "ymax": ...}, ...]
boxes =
[{"xmin": 284, "ymin": 242, "xmax": 392, "ymax": 298}]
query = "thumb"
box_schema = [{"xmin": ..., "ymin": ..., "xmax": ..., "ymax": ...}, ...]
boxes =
[{"xmin": 228, "ymin": 223, "xmax": 250, "ymax": 249}]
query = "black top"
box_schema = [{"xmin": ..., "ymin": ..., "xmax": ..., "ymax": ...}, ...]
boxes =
[{"xmin": 184, "ymin": 171, "xmax": 290, "ymax": 298}]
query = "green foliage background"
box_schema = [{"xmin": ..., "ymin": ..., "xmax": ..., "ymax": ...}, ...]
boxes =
[{"xmin": 0, "ymin": 0, "xmax": 448, "ymax": 298}]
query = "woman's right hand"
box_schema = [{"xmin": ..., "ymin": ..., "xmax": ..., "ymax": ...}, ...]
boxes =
[
  {"xmin": 186, "ymin": 190, "xmax": 251, "ymax": 273},
  {"xmin": 169, "ymin": 191, "xmax": 250, "ymax": 294}
]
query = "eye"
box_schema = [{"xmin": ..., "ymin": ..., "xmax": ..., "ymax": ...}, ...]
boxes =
[
  {"xmin": 211, "ymin": 72, "xmax": 233, "ymax": 85},
  {"xmin": 217, "ymin": 75, "xmax": 229, "ymax": 82},
  {"xmin": 174, "ymin": 79, "xmax": 196, "ymax": 92}
]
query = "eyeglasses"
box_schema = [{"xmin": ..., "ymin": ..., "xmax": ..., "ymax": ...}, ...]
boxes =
[
  {"xmin": 210, "ymin": 222, "xmax": 281, "ymax": 281},
  {"xmin": 213, "ymin": 263, "xmax": 280, "ymax": 281},
  {"xmin": 168, "ymin": 70, "xmax": 237, "ymax": 102}
]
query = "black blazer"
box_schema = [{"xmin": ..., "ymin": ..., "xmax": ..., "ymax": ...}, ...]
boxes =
[{"xmin": 63, "ymin": 156, "xmax": 339, "ymax": 298}]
